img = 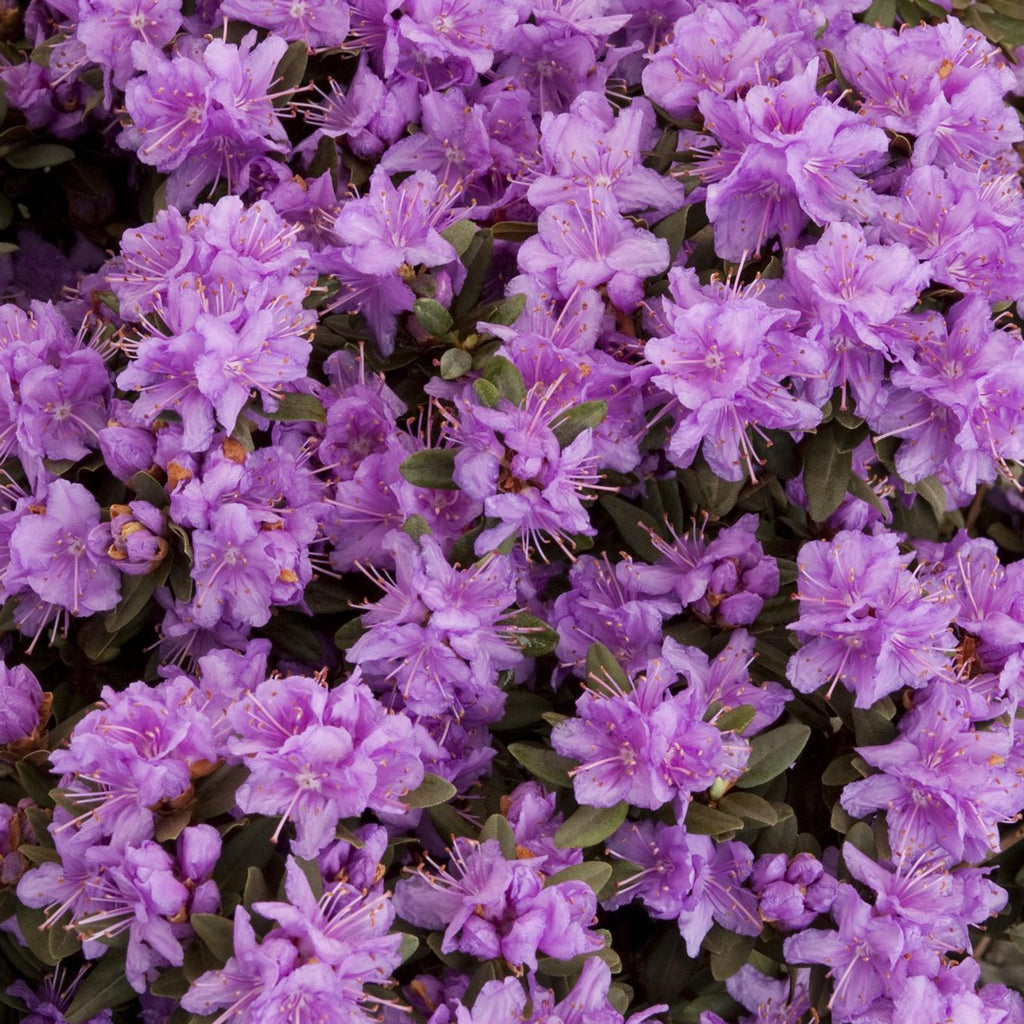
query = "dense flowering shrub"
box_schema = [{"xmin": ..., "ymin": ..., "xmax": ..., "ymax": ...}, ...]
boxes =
[{"xmin": 0, "ymin": 1, "xmax": 1023, "ymax": 1023}]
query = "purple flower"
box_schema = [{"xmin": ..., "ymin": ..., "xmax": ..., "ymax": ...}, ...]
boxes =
[
  {"xmin": 7, "ymin": 966, "xmax": 114, "ymax": 1024},
  {"xmin": 76, "ymin": 0, "xmax": 182, "ymax": 89},
  {"xmin": 786, "ymin": 530, "xmax": 958, "ymax": 708},
  {"xmin": 645, "ymin": 268, "xmax": 822, "ymax": 481},
  {"xmin": 518, "ymin": 190, "xmax": 669, "ymax": 312},
  {"xmin": 0, "ymin": 661, "xmax": 44, "ymax": 745},
  {"xmin": 4, "ymin": 479, "xmax": 120, "ymax": 644},
  {"xmin": 219, "ymin": 0, "xmax": 351, "ymax": 48},
  {"xmin": 752, "ymin": 851, "xmax": 838, "ymax": 931},
  {"xmin": 394, "ymin": 837, "xmax": 602, "ymax": 970}
]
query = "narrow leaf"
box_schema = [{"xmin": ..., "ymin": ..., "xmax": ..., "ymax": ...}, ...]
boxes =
[
  {"xmin": 399, "ymin": 450, "xmax": 459, "ymax": 489},
  {"xmin": 404, "ymin": 772, "xmax": 457, "ymax": 809},
  {"xmin": 554, "ymin": 801, "xmax": 628, "ymax": 849}
]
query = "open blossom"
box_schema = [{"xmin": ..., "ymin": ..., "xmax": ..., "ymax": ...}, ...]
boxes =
[
  {"xmin": 786, "ymin": 530, "xmax": 958, "ymax": 707},
  {"xmin": 394, "ymin": 837, "xmax": 602, "ymax": 970}
]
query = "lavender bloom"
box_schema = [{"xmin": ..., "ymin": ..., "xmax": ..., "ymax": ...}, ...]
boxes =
[
  {"xmin": 4, "ymin": 479, "xmax": 120, "ymax": 645},
  {"xmin": 7, "ymin": 966, "xmax": 114, "ymax": 1024},
  {"xmin": 698, "ymin": 965, "xmax": 810, "ymax": 1024},
  {"xmin": 318, "ymin": 167, "xmax": 465, "ymax": 353},
  {"xmin": 645, "ymin": 268, "xmax": 823, "ymax": 481},
  {"xmin": 629, "ymin": 514, "xmax": 779, "ymax": 625},
  {"xmin": 394, "ymin": 837, "xmax": 602, "ymax": 970},
  {"xmin": 841, "ymin": 682, "xmax": 1024, "ymax": 863},
  {"xmin": 518, "ymin": 189, "xmax": 669, "ymax": 312},
  {"xmin": 551, "ymin": 553, "xmax": 678, "ymax": 680},
  {"xmin": 504, "ymin": 781, "xmax": 584, "ymax": 874},
  {"xmin": 752, "ymin": 851, "xmax": 838, "ymax": 931},
  {"xmin": 348, "ymin": 531, "xmax": 523, "ymax": 723},
  {"xmin": 76, "ymin": 0, "xmax": 183, "ymax": 90},
  {"xmin": 0, "ymin": 660, "xmax": 45, "ymax": 745},
  {"xmin": 92, "ymin": 500, "xmax": 169, "ymax": 576},
  {"xmin": 219, "ymin": 0, "xmax": 351, "ymax": 48},
  {"xmin": 121, "ymin": 32, "xmax": 290, "ymax": 206},
  {"xmin": 447, "ymin": 383, "xmax": 602, "ymax": 559},
  {"xmin": 605, "ymin": 821, "xmax": 760, "ymax": 956},
  {"xmin": 48, "ymin": 677, "xmax": 218, "ymax": 845},
  {"xmin": 784, "ymin": 883, "xmax": 907, "ymax": 1022},
  {"xmin": 228, "ymin": 672, "xmax": 423, "ymax": 857},
  {"xmin": 552, "ymin": 655, "xmax": 749, "ymax": 810},
  {"xmin": 786, "ymin": 530, "xmax": 958, "ymax": 708}
]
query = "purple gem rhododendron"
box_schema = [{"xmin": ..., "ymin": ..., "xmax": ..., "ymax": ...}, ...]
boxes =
[{"xmin": 1, "ymin": 1, "xmax": 1024, "ymax": 1022}]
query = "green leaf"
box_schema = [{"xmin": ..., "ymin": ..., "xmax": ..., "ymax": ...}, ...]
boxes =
[
  {"xmin": 481, "ymin": 356, "xmax": 527, "ymax": 405},
  {"xmin": 258, "ymin": 392, "xmax": 327, "ymax": 423},
  {"xmin": 105, "ymin": 566, "xmax": 164, "ymax": 632},
  {"xmin": 473, "ymin": 378, "xmax": 502, "ymax": 408},
  {"xmin": 714, "ymin": 705, "xmax": 756, "ymax": 735},
  {"xmin": 705, "ymin": 925, "xmax": 755, "ymax": 981},
  {"xmin": 414, "ymin": 297, "xmax": 454, "ymax": 336},
  {"xmin": 6, "ymin": 144, "xmax": 75, "ymax": 170},
  {"xmin": 491, "ymin": 689, "xmax": 551, "ymax": 731},
  {"xmin": 678, "ymin": 458, "xmax": 744, "ymax": 516},
  {"xmin": 479, "ymin": 813, "xmax": 517, "ymax": 859},
  {"xmin": 441, "ymin": 220, "xmax": 477, "ymax": 257},
  {"xmin": 507, "ymin": 742, "xmax": 575, "ymax": 789},
  {"xmin": 912, "ymin": 475, "xmax": 949, "ymax": 522},
  {"xmin": 149, "ymin": 968, "xmax": 191, "ymax": 999},
  {"xmin": 802, "ymin": 423, "xmax": 852, "ymax": 523},
  {"xmin": 554, "ymin": 801, "xmax": 628, "ymax": 849},
  {"xmin": 585, "ymin": 642, "xmax": 631, "ymax": 693},
  {"xmin": 551, "ymin": 400, "xmax": 607, "ymax": 449},
  {"xmin": 716, "ymin": 791, "xmax": 779, "ymax": 825},
  {"xmin": 440, "ymin": 347, "xmax": 473, "ymax": 380},
  {"xmin": 64, "ymin": 957, "xmax": 137, "ymax": 1023},
  {"xmin": 194, "ymin": 762, "xmax": 247, "ymax": 819},
  {"xmin": 398, "ymin": 933, "xmax": 420, "ymax": 963},
  {"xmin": 683, "ymin": 802, "xmax": 745, "ymax": 837},
  {"xmin": 213, "ymin": 816, "xmax": 277, "ymax": 894},
  {"xmin": 47, "ymin": 919, "xmax": 81, "ymax": 961},
  {"xmin": 502, "ymin": 611, "xmax": 559, "ymax": 657},
  {"xmin": 399, "ymin": 449, "xmax": 459, "ymax": 489},
  {"xmin": 243, "ymin": 866, "xmax": 270, "ymax": 909},
  {"xmin": 130, "ymin": 471, "xmax": 169, "ymax": 508},
  {"xmin": 427, "ymin": 801, "xmax": 475, "ymax": 841},
  {"xmin": 485, "ymin": 292, "xmax": 527, "ymax": 327},
  {"xmin": 404, "ymin": 772, "xmax": 457, "ymax": 809},
  {"xmin": 273, "ymin": 39, "xmax": 308, "ymax": 94},
  {"xmin": 402, "ymin": 514, "xmax": 432, "ymax": 540},
  {"xmin": 546, "ymin": 861, "xmax": 614, "ymax": 895},
  {"xmin": 16, "ymin": 759, "xmax": 55, "ymax": 809},
  {"xmin": 851, "ymin": 707, "xmax": 897, "ymax": 747},
  {"xmin": 192, "ymin": 914, "xmax": 236, "ymax": 963},
  {"xmin": 599, "ymin": 495, "xmax": 664, "ymax": 563},
  {"xmin": 738, "ymin": 722, "xmax": 811, "ymax": 789},
  {"xmin": 490, "ymin": 221, "xmax": 537, "ymax": 241},
  {"xmin": 861, "ymin": 0, "xmax": 896, "ymax": 27},
  {"xmin": 822, "ymin": 753, "xmax": 868, "ymax": 787}
]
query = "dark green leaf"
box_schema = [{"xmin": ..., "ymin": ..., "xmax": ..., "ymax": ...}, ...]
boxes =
[
  {"xmin": 7, "ymin": 144, "xmax": 75, "ymax": 170},
  {"xmin": 258, "ymin": 392, "xmax": 327, "ymax": 423},
  {"xmin": 714, "ymin": 705, "xmax": 756, "ymax": 735},
  {"xmin": 399, "ymin": 450, "xmax": 458, "ymax": 489},
  {"xmin": 822, "ymin": 753, "xmax": 867, "ymax": 787},
  {"xmin": 273, "ymin": 39, "xmax": 308, "ymax": 93},
  {"xmin": 491, "ymin": 689, "xmax": 551, "ymax": 731},
  {"xmin": 803, "ymin": 423, "xmax": 852, "ymax": 522},
  {"xmin": 851, "ymin": 707, "xmax": 897, "ymax": 747},
  {"xmin": 551, "ymin": 401, "xmax": 607, "ymax": 449},
  {"xmin": 481, "ymin": 356, "xmax": 527, "ymax": 405},
  {"xmin": 716, "ymin": 791, "xmax": 779, "ymax": 825},
  {"xmin": 16, "ymin": 759, "xmax": 55, "ymax": 809},
  {"xmin": 485, "ymin": 293, "xmax": 526, "ymax": 327},
  {"xmin": 130, "ymin": 471, "xmax": 169, "ymax": 508},
  {"xmin": 404, "ymin": 772, "xmax": 457, "ymax": 809},
  {"xmin": 585, "ymin": 642, "xmax": 631, "ymax": 693},
  {"xmin": 47, "ymin": 920, "xmax": 81, "ymax": 961},
  {"xmin": 427, "ymin": 801, "xmax": 475, "ymax": 841},
  {"xmin": 684, "ymin": 802, "xmax": 745, "ymax": 837},
  {"xmin": 194, "ymin": 762, "xmax": 246, "ymax": 819},
  {"xmin": 450, "ymin": 230, "xmax": 494, "ymax": 322},
  {"xmin": 192, "ymin": 914, "xmax": 235, "ymax": 963},
  {"xmin": 440, "ymin": 347, "xmax": 473, "ymax": 380},
  {"xmin": 502, "ymin": 611, "xmax": 558, "ymax": 657},
  {"xmin": 738, "ymin": 722, "xmax": 811, "ymax": 789},
  {"xmin": 441, "ymin": 220, "xmax": 477, "ymax": 257},
  {"xmin": 213, "ymin": 815, "xmax": 277, "ymax": 893},
  {"xmin": 678, "ymin": 458, "xmax": 744, "ymax": 516},
  {"xmin": 912, "ymin": 475, "xmax": 948, "ymax": 522},
  {"xmin": 398, "ymin": 933, "xmax": 420, "ymax": 963},
  {"xmin": 402, "ymin": 514, "xmax": 432, "ymax": 540},
  {"xmin": 546, "ymin": 861, "xmax": 614, "ymax": 895},
  {"xmin": 706, "ymin": 925, "xmax": 755, "ymax": 981},
  {"xmin": 64, "ymin": 957, "xmax": 137, "ymax": 1023},
  {"xmin": 490, "ymin": 221, "xmax": 537, "ymax": 241},
  {"xmin": 599, "ymin": 495, "xmax": 664, "ymax": 563},
  {"xmin": 242, "ymin": 866, "xmax": 270, "ymax": 909},
  {"xmin": 508, "ymin": 742, "xmax": 575, "ymax": 789},
  {"xmin": 105, "ymin": 568, "xmax": 163, "ymax": 632},
  {"xmin": 150, "ymin": 968, "xmax": 191, "ymax": 999},
  {"xmin": 554, "ymin": 801, "xmax": 628, "ymax": 849},
  {"xmin": 479, "ymin": 813, "xmax": 516, "ymax": 859},
  {"xmin": 473, "ymin": 378, "xmax": 502, "ymax": 408},
  {"xmin": 414, "ymin": 298, "xmax": 454, "ymax": 336}
]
